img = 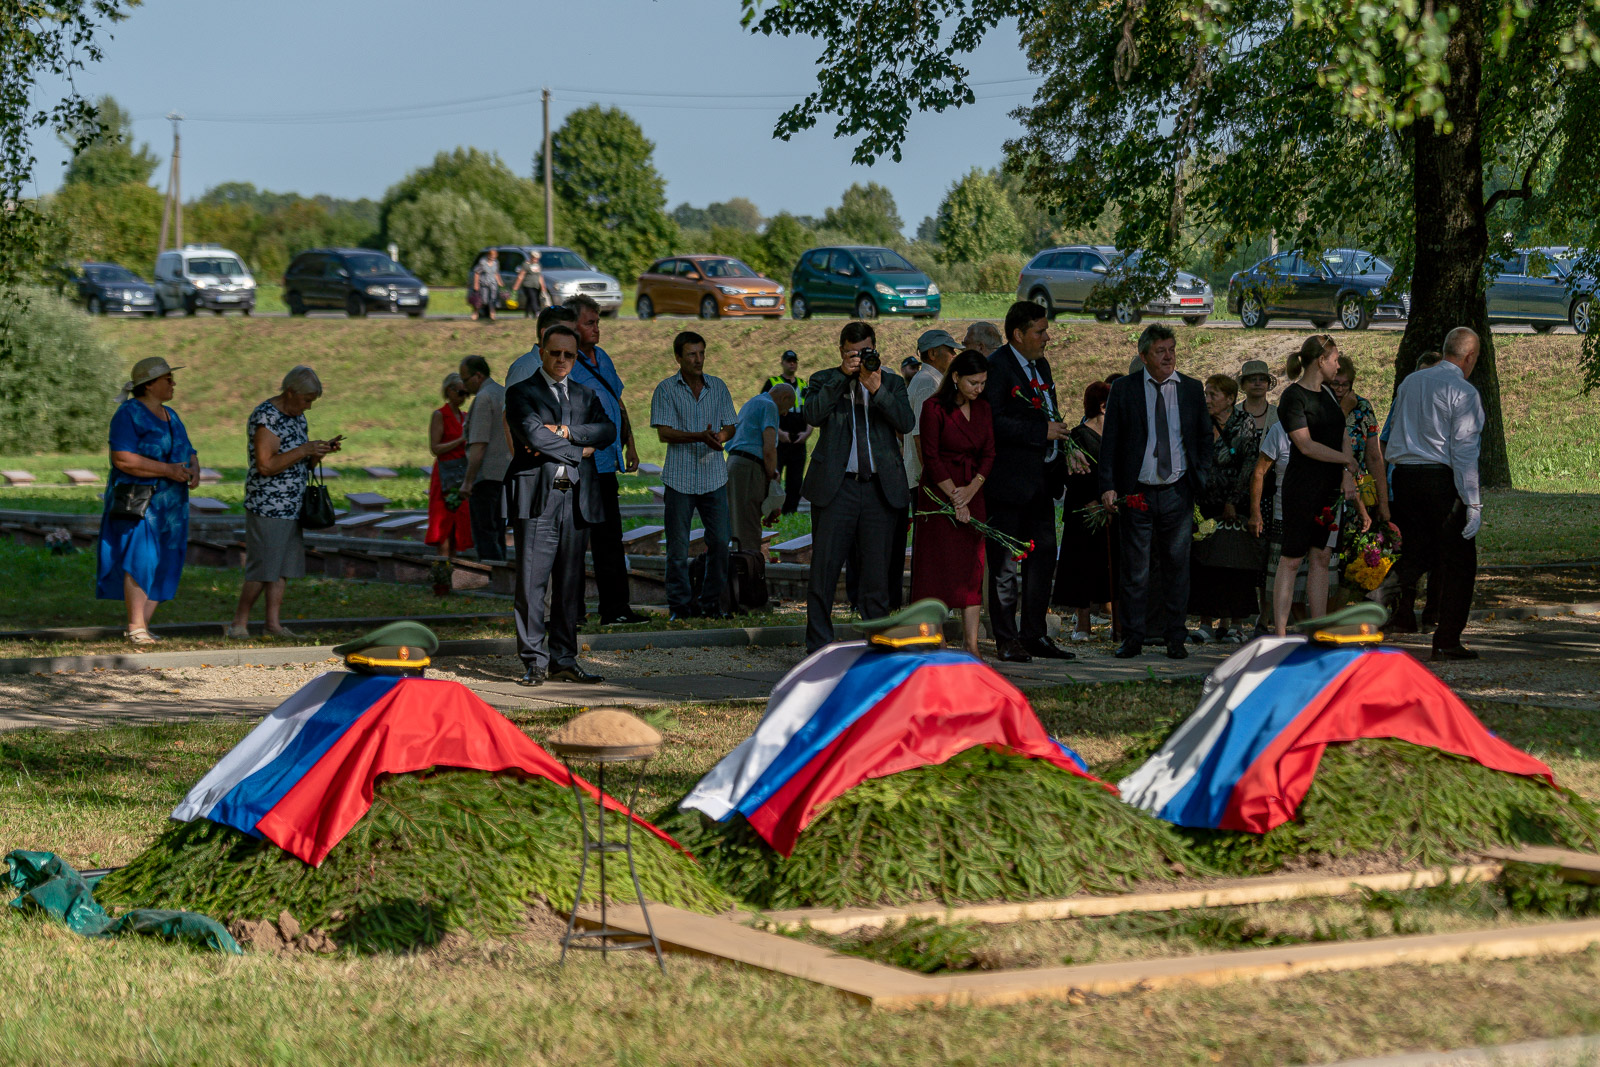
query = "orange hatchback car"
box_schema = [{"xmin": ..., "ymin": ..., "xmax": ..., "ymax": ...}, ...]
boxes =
[{"xmin": 635, "ymin": 255, "xmax": 786, "ymax": 319}]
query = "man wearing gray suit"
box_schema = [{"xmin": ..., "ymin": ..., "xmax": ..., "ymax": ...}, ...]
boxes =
[
  {"xmin": 801, "ymin": 320, "xmax": 916, "ymax": 651},
  {"xmin": 504, "ymin": 324, "xmax": 616, "ymax": 687}
]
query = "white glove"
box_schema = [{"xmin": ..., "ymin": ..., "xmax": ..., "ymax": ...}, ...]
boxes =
[{"xmin": 1462, "ymin": 504, "xmax": 1482, "ymax": 540}]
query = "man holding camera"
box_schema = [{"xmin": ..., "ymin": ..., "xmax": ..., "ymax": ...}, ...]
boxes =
[{"xmin": 800, "ymin": 321, "xmax": 915, "ymax": 652}]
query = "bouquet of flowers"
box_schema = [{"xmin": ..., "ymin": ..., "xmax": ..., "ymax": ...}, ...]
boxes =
[
  {"xmin": 1343, "ymin": 527, "xmax": 1398, "ymax": 591},
  {"xmin": 913, "ymin": 486, "xmax": 1034, "ymax": 561},
  {"xmin": 1074, "ymin": 492, "xmax": 1148, "ymax": 531},
  {"xmin": 1315, "ymin": 505, "xmax": 1340, "ymax": 534},
  {"xmin": 1192, "ymin": 505, "xmax": 1218, "ymax": 543},
  {"xmin": 1010, "ymin": 383, "xmax": 1087, "ymax": 468},
  {"xmin": 44, "ymin": 528, "xmax": 76, "ymax": 556},
  {"xmin": 443, "ymin": 486, "xmax": 465, "ymax": 511}
]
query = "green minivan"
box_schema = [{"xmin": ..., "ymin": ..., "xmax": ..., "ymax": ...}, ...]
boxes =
[{"xmin": 789, "ymin": 245, "xmax": 941, "ymax": 320}]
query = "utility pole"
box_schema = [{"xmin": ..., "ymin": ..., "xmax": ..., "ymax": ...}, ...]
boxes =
[
  {"xmin": 542, "ymin": 87, "xmax": 554, "ymax": 245},
  {"xmin": 156, "ymin": 113, "xmax": 183, "ymax": 260}
]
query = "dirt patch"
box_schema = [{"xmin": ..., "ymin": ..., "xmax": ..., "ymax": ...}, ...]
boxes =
[
  {"xmin": 547, "ymin": 707, "xmax": 662, "ymax": 749},
  {"xmin": 226, "ymin": 912, "xmax": 338, "ymax": 955}
]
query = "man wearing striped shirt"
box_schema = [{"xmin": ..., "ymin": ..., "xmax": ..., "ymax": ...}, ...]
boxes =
[{"xmin": 649, "ymin": 331, "xmax": 738, "ymax": 620}]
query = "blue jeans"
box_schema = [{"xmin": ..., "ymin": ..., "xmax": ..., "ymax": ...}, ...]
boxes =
[{"xmin": 664, "ymin": 485, "xmax": 730, "ymax": 615}]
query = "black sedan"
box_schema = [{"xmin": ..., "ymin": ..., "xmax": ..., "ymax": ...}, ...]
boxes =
[
  {"xmin": 1227, "ymin": 249, "xmax": 1408, "ymax": 330},
  {"xmin": 74, "ymin": 262, "xmax": 158, "ymax": 316}
]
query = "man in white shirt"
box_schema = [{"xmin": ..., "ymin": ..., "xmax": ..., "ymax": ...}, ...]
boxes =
[{"xmin": 1383, "ymin": 327, "xmax": 1486, "ymax": 660}]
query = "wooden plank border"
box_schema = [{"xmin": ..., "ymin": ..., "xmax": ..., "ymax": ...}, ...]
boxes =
[{"xmin": 754, "ymin": 864, "xmax": 1503, "ymax": 934}]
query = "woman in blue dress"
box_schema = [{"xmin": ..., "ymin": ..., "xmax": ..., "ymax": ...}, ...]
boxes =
[{"xmin": 96, "ymin": 357, "xmax": 199, "ymax": 644}]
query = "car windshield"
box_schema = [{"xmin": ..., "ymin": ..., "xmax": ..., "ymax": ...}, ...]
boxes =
[
  {"xmin": 852, "ymin": 248, "xmax": 918, "ymax": 273},
  {"xmin": 1320, "ymin": 250, "xmax": 1391, "ymax": 276},
  {"xmin": 535, "ymin": 250, "xmax": 589, "ymax": 270},
  {"xmin": 698, "ymin": 259, "xmax": 758, "ymax": 279},
  {"xmin": 345, "ymin": 254, "xmax": 406, "ymax": 277},
  {"xmin": 187, "ymin": 257, "xmax": 245, "ymax": 277},
  {"xmin": 88, "ymin": 266, "xmax": 138, "ymax": 282}
]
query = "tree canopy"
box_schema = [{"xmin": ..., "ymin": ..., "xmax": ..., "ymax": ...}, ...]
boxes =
[
  {"xmin": 821, "ymin": 181, "xmax": 904, "ymax": 245},
  {"xmin": 379, "ymin": 148, "xmax": 543, "ymax": 257},
  {"xmin": 935, "ymin": 167, "xmax": 1022, "ymax": 264},
  {"xmin": 60, "ymin": 94, "xmax": 158, "ymax": 188},
  {"xmin": 743, "ymin": 0, "xmax": 1600, "ymax": 487}
]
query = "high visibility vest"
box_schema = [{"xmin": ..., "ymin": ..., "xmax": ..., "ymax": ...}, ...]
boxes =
[{"xmin": 767, "ymin": 374, "xmax": 805, "ymax": 396}]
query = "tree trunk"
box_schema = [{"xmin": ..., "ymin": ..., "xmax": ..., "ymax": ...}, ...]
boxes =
[{"xmin": 1395, "ymin": 0, "xmax": 1512, "ymax": 488}]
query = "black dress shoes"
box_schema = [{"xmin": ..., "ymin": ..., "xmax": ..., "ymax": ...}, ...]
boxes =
[
  {"xmin": 995, "ymin": 642, "xmax": 1033, "ymax": 663},
  {"xmin": 1114, "ymin": 640, "xmax": 1142, "ymax": 659},
  {"xmin": 548, "ymin": 663, "xmax": 605, "ymax": 684},
  {"xmin": 517, "ymin": 668, "xmax": 545, "ymax": 687},
  {"xmin": 1431, "ymin": 644, "xmax": 1479, "ymax": 661},
  {"xmin": 1165, "ymin": 643, "xmax": 1189, "ymax": 660},
  {"xmin": 668, "ymin": 611, "xmax": 697, "ymax": 622},
  {"xmin": 602, "ymin": 611, "xmax": 651, "ymax": 625},
  {"xmin": 1025, "ymin": 637, "xmax": 1076, "ymax": 661}
]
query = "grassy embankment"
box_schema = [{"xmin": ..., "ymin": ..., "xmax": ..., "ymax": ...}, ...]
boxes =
[{"xmin": 4, "ymin": 681, "xmax": 1600, "ymax": 1064}]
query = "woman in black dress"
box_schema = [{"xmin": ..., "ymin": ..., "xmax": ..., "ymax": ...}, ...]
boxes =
[
  {"xmin": 1052, "ymin": 380, "xmax": 1116, "ymax": 643},
  {"xmin": 1190, "ymin": 374, "xmax": 1263, "ymax": 642},
  {"xmin": 1274, "ymin": 334, "xmax": 1367, "ymax": 635}
]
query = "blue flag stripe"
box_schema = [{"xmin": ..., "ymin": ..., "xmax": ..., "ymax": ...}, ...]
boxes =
[{"xmin": 208, "ymin": 674, "xmax": 402, "ymax": 835}]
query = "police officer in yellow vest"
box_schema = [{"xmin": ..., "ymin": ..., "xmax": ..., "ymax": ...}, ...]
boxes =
[{"xmin": 760, "ymin": 350, "xmax": 810, "ymax": 514}]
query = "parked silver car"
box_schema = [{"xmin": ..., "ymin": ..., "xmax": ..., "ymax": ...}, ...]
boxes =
[
  {"xmin": 1487, "ymin": 248, "xmax": 1596, "ymax": 333},
  {"xmin": 478, "ymin": 245, "xmax": 624, "ymax": 316},
  {"xmin": 1016, "ymin": 245, "xmax": 1214, "ymax": 325}
]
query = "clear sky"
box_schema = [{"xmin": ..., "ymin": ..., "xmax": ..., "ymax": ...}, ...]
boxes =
[{"xmin": 29, "ymin": 0, "xmax": 1037, "ymax": 234}]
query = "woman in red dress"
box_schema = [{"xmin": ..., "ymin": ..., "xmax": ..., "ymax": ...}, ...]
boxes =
[
  {"xmin": 425, "ymin": 372, "xmax": 474, "ymax": 559},
  {"xmin": 910, "ymin": 350, "xmax": 994, "ymax": 656}
]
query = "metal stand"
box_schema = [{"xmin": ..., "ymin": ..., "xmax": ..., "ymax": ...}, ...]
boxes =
[{"xmin": 556, "ymin": 753, "xmax": 666, "ymax": 973}]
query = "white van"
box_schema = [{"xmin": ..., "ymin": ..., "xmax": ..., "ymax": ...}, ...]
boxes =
[{"xmin": 153, "ymin": 244, "xmax": 257, "ymax": 316}]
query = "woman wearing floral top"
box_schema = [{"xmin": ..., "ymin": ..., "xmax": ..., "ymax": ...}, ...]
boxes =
[
  {"xmin": 1190, "ymin": 374, "xmax": 1264, "ymax": 642},
  {"xmin": 226, "ymin": 365, "xmax": 341, "ymax": 638},
  {"xmin": 1329, "ymin": 355, "xmax": 1392, "ymax": 595}
]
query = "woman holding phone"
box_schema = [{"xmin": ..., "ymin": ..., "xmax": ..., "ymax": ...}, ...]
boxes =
[{"xmin": 227, "ymin": 365, "xmax": 341, "ymax": 638}]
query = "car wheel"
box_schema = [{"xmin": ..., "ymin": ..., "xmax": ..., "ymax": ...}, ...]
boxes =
[
  {"xmin": 1338, "ymin": 294, "xmax": 1369, "ymax": 331},
  {"xmin": 1029, "ymin": 288, "xmax": 1056, "ymax": 321},
  {"xmin": 855, "ymin": 295, "xmax": 878, "ymax": 319},
  {"xmin": 1571, "ymin": 296, "xmax": 1595, "ymax": 334},
  {"xmin": 1183, "ymin": 315, "xmax": 1207, "ymax": 327},
  {"xmin": 407, "ymin": 309, "xmax": 425, "ymax": 319},
  {"xmin": 1531, "ymin": 321, "xmax": 1555, "ymax": 334},
  {"xmin": 184, "ymin": 295, "xmax": 197, "ymax": 316},
  {"xmin": 213, "ymin": 309, "xmax": 223, "ymax": 316},
  {"xmin": 699, "ymin": 295, "xmax": 719, "ymax": 320},
  {"xmin": 791, "ymin": 293, "xmax": 810, "ymax": 320},
  {"xmin": 241, "ymin": 307, "xmax": 251, "ymax": 317},
  {"xmin": 346, "ymin": 293, "xmax": 367, "ymax": 318},
  {"xmin": 1093, "ymin": 309, "xmax": 1115, "ymax": 323},
  {"xmin": 153, "ymin": 296, "xmax": 167, "ymax": 317},
  {"xmin": 1239, "ymin": 291, "xmax": 1267, "ymax": 329},
  {"xmin": 636, "ymin": 294, "xmax": 654, "ymax": 320},
  {"xmin": 286, "ymin": 292, "xmax": 307, "ymax": 317},
  {"xmin": 1114, "ymin": 301, "xmax": 1142, "ymax": 325},
  {"xmin": 1310, "ymin": 319, "xmax": 1333, "ymax": 329},
  {"xmin": 87, "ymin": 296, "xmax": 103, "ymax": 315}
]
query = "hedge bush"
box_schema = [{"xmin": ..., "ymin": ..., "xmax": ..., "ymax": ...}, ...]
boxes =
[{"xmin": 0, "ymin": 290, "xmax": 123, "ymax": 454}]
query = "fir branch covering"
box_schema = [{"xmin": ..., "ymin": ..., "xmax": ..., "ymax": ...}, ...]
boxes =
[{"xmin": 96, "ymin": 771, "xmax": 730, "ymax": 952}]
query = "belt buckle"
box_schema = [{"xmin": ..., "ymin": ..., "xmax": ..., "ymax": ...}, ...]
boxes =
[{"xmin": 553, "ymin": 477, "xmax": 573, "ymax": 490}]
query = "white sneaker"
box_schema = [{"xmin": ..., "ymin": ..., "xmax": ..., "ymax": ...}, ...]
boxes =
[{"xmin": 1070, "ymin": 630, "xmax": 1091, "ymax": 643}]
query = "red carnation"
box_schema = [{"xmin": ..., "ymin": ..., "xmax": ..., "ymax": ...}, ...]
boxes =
[{"xmin": 1126, "ymin": 493, "xmax": 1149, "ymax": 512}]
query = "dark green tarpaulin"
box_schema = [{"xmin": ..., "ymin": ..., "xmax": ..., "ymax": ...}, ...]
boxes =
[{"xmin": 4, "ymin": 850, "xmax": 241, "ymax": 955}]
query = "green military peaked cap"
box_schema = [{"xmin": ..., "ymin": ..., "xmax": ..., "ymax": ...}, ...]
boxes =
[
  {"xmin": 333, "ymin": 622, "xmax": 439, "ymax": 675},
  {"xmin": 1296, "ymin": 601, "xmax": 1388, "ymax": 646},
  {"xmin": 855, "ymin": 598, "xmax": 950, "ymax": 650}
]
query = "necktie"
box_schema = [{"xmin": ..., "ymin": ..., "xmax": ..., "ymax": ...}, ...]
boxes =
[
  {"xmin": 557, "ymin": 379, "xmax": 571, "ymax": 427},
  {"xmin": 852, "ymin": 386, "xmax": 872, "ymax": 476},
  {"xmin": 1026, "ymin": 361, "xmax": 1044, "ymax": 391},
  {"xmin": 1152, "ymin": 377, "xmax": 1173, "ymax": 482}
]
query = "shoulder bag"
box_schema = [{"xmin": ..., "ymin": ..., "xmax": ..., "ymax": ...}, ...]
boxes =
[
  {"xmin": 299, "ymin": 463, "xmax": 336, "ymax": 529},
  {"xmin": 108, "ymin": 409, "xmax": 176, "ymax": 521}
]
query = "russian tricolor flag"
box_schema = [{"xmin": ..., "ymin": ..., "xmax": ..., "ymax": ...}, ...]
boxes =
[
  {"xmin": 1118, "ymin": 636, "xmax": 1554, "ymax": 833},
  {"xmin": 681, "ymin": 642, "xmax": 1104, "ymax": 855},
  {"xmin": 173, "ymin": 672, "xmax": 678, "ymax": 866}
]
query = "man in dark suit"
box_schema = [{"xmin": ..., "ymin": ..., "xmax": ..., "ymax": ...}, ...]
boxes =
[
  {"xmin": 801, "ymin": 320, "xmax": 915, "ymax": 652},
  {"xmin": 1098, "ymin": 323, "xmax": 1212, "ymax": 659},
  {"xmin": 986, "ymin": 301, "xmax": 1076, "ymax": 663},
  {"xmin": 503, "ymin": 323, "xmax": 616, "ymax": 686}
]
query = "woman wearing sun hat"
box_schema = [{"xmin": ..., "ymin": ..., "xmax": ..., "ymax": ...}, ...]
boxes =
[{"xmin": 96, "ymin": 357, "xmax": 200, "ymax": 644}]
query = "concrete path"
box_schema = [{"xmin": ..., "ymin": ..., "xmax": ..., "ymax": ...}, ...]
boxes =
[{"xmin": 1303, "ymin": 1033, "xmax": 1600, "ymax": 1066}]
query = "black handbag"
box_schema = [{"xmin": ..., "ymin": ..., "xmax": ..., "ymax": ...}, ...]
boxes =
[
  {"xmin": 299, "ymin": 464, "xmax": 336, "ymax": 529},
  {"xmin": 437, "ymin": 456, "xmax": 469, "ymax": 493},
  {"xmin": 108, "ymin": 483, "xmax": 154, "ymax": 521}
]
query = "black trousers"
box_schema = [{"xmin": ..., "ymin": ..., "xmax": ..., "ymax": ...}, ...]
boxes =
[
  {"xmin": 513, "ymin": 488, "xmax": 588, "ymax": 672},
  {"xmin": 1117, "ymin": 481, "xmax": 1194, "ymax": 647},
  {"xmin": 777, "ymin": 444, "xmax": 806, "ymax": 513},
  {"xmin": 519, "ymin": 285, "xmax": 543, "ymax": 317},
  {"xmin": 587, "ymin": 471, "xmax": 631, "ymax": 618},
  {"xmin": 986, "ymin": 492, "xmax": 1059, "ymax": 648},
  {"xmin": 1390, "ymin": 464, "xmax": 1477, "ymax": 650},
  {"xmin": 468, "ymin": 479, "xmax": 505, "ymax": 561},
  {"xmin": 808, "ymin": 477, "xmax": 896, "ymax": 651}
]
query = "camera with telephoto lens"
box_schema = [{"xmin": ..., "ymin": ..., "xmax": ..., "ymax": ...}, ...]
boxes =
[{"xmin": 855, "ymin": 348, "xmax": 881, "ymax": 375}]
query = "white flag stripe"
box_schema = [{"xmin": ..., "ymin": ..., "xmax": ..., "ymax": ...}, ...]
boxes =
[
  {"xmin": 1118, "ymin": 636, "xmax": 1306, "ymax": 814},
  {"xmin": 171, "ymin": 672, "xmax": 345, "ymax": 822},
  {"xmin": 680, "ymin": 642, "xmax": 868, "ymax": 820}
]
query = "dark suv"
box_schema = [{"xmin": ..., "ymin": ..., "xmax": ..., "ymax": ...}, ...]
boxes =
[
  {"xmin": 1227, "ymin": 248, "xmax": 1408, "ymax": 330},
  {"xmin": 282, "ymin": 249, "xmax": 428, "ymax": 318}
]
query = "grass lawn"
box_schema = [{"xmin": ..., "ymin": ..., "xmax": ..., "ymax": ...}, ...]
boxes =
[{"xmin": 4, "ymin": 681, "xmax": 1600, "ymax": 1064}]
